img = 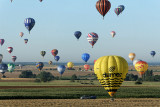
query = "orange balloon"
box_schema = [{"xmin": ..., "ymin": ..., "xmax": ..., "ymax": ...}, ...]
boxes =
[
  {"xmin": 128, "ymin": 53, "xmax": 136, "ymax": 61},
  {"xmin": 84, "ymin": 64, "xmax": 90, "ymax": 71}
]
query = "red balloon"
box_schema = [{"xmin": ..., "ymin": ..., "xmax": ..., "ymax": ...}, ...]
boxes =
[
  {"xmin": 51, "ymin": 49, "xmax": 58, "ymax": 57},
  {"xmin": 7, "ymin": 47, "xmax": 13, "ymax": 54},
  {"xmin": 84, "ymin": 64, "xmax": 90, "ymax": 71},
  {"xmin": 96, "ymin": 0, "xmax": 111, "ymax": 19}
]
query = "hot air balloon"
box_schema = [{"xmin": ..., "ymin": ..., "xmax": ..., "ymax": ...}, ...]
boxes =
[
  {"xmin": 94, "ymin": 56, "xmax": 128, "ymax": 98},
  {"xmin": 133, "ymin": 59, "xmax": 142, "ymax": 66},
  {"xmin": 118, "ymin": 5, "xmax": 125, "ymax": 13},
  {"xmin": 0, "ymin": 54, "xmax": 3, "ymax": 63},
  {"xmin": 24, "ymin": 39, "xmax": 28, "ymax": 44},
  {"xmin": 11, "ymin": 0, "xmax": 13, "ymax": 2},
  {"xmin": 12, "ymin": 56, "xmax": 17, "ymax": 62},
  {"xmin": 67, "ymin": 62, "xmax": 74, "ymax": 69},
  {"xmin": 8, "ymin": 63, "xmax": 15, "ymax": 73},
  {"xmin": 48, "ymin": 61, "xmax": 52, "ymax": 65},
  {"xmin": 128, "ymin": 53, "xmax": 136, "ymax": 61},
  {"xmin": 57, "ymin": 65, "xmax": 66, "ymax": 76},
  {"xmin": 84, "ymin": 64, "xmax": 90, "ymax": 71},
  {"xmin": 40, "ymin": 51, "xmax": 46, "ymax": 57},
  {"xmin": 115, "ymin": 8, "xmax": 121, "ymax": 16},
  {"xmin": 135, "ymin": 61, "xmax": 148, "ymax": 77},
  {"xmin": 96, "ymin": 0, "xmax": 111, "ymax": 19},
  {"xmin": 36, "ymin": 62, "xmax": 44, "ymax": 71},
  {"xmin": 7, "ymin": 47, "xmax": 13, "ymax": 54},
  {"xmin": 87, "ymin": 32, "xmax": 98, "ymax": 48},
  {"xmin": 19, "ymin": 64, "xmax": 23, "ymax": 69},
  {"xmin": 0, "ymin": 63, "xmax": 8, "ymax": 76},
  {"xmin": 39, "ymin": 0, "xmax": 43, "ymax": 2},
  {"xmin": 110, "ymin": 31, "xmax": 116, "ymax": 38},
  {"xmin": 150, "ymin": 51, "xmax": 156, "ymax": 57},
  {"xmin": 74, "ymin": 31, "xmax": 82, "ymax": 40},
  {"xmin": 0, "ymin": 39, "xmax": 5, "ymax": 46},
  {"xmin": 82, "ymin": 53, "xmax": 90, "ymax": 63},
  {"xmin": 54, "ymin": 56, "xmax": 60, "ymax": 62},
  {"xmin": 24, "ymin": 18, "xmax": 35, "ymax": 34},
  {"xmin": 51, "ymin": 49, "xmax": 58, "ymax": 57},
  {"xmin": 19, "ymin": 32, "xmax": 24, "ymax": 37}
]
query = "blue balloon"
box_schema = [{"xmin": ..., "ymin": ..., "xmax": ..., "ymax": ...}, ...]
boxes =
[
  {"xmin": 57, "ymin": 65, "xmax": 66, "ymax": 75},
  {"xmin": 74, "ymin": 31, "xmax": 82, "ymax": 40},
  {"xmin": 82, "ymin": 53, "xmax": 90, "ymax": 63},
  {"xmin": 0, "ymin": 63, "xmax": 8, "ymax": 73},
  {"xmin": 54, "ymin": 56, "xmax": 60, "ymax": 62},
  {"xmin": 24, "ymin": 18, "xmax": 35, "ymax": 34},
  {"xmin": 150, "ymin": 51, "xmax": 156, "ymax": 57},
  {"xmin": 36, "ymin": 62, "xmax": 44, "ymax": 71}
]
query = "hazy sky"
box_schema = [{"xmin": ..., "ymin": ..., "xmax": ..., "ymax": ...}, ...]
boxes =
[{"xmin": 0, "ymin": 0, "xmax": 160, "ymax": 63}]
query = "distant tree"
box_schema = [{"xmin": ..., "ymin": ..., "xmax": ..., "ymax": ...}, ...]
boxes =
[
  {"xmin": 154, "ymin": 75, "xmax": 160, "ymax": 81},
  {"xmin": 37, "ymin": 71, "xmax": 54, "ymax": 82},
  {"xmin": 70, "ymin": 74, "xmax": 77, "ymax": 82},
  {"xmin": 19, "ymin": 70, "xmax": 36, "ymax": 78}
]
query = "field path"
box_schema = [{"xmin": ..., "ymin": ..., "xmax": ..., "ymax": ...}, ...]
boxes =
[{"xmin": 0, "ymin": 98, "xmax": 159, "ymax": 107}]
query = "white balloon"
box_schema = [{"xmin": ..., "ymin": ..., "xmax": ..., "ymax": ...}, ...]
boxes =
[{"xmin": 133, "ymin": 59, "xmax": 142, "ymax": 66}]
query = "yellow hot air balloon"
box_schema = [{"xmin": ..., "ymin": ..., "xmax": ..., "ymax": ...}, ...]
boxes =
[
  {"xmin": 94, "ymin": 56, "xmax": 128, "ymax": 97},
  {"xmin": 135, "ymin": 61, "xmax": 148, "ymax": 76},
  {"xmin": 128, "ymin": 53, "xmax": 136, "ymax": 61},
  {"xmin": 48, "ymin": 61, "xmax": 52, "ymax": 65},
  {"xmin": 67, "ymin": 62, "xmax": 74, "ymax": 69}
]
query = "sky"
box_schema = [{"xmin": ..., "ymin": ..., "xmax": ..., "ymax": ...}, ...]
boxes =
[{"xmin": 0, "ymin": 0, "xmax": 160, "ymax": 63}]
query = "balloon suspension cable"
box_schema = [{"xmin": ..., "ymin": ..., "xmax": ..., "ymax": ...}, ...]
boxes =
[{"xmin": 103, "ymin": 16, "xmax": 104, "ymax": 20}]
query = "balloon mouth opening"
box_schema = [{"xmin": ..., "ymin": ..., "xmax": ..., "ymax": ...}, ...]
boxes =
[{"xmin": 108, "ymin": 92, "xmax": 116, "ymax": 97}]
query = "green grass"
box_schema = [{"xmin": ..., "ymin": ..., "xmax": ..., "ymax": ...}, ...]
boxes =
[
  {"xmin": 0, "ymin": 87, "xmax": 159, "ymax": 99},
  {"xmin": 0, "ymin": 80, "xmax": 160, "ymax": 86}
]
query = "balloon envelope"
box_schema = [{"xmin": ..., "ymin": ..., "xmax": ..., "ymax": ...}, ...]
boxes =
[
  {"xmin": 133, "ymin": 59, "xmax": 142, "ymax": 66},
  {"xmin": 0, "ymin": 63, "xmax": 8, "ymax": 73},
  {"xmin": 82, "ymin": 53, "xmax": 90, "ymax": 63},
  {"xmin": 84, "ymin": 64, "xmax": 90, "ymax": 71},
  {"xmin": 110, "ymin": 31, "xmax": 116, "ymax": 38},
  {"xmin": 51, "ymin": 49, "xmax": 58, "ymax": 57},
  {"xmin": 74, "ymin": 31, "xmax": 82, "ymax": 40},
  {"xmin": 41, "ymin": 51, "xmax": 46, "ymax": 57},
  {"xmin": 150, "ymin": 51, "xmax": 156, "ymax": 57},
  {"xmin": 48, "ymin": 61, "xmax": 52, "ymax": 65},
  {"xmin": 12, "ymin": 56, "xmax": 17, "ymax": 62},
  {"xmin": 8, "ymin": 63, "xmax": 15, "ymax": 73},
  {"xmin": 67, "ymin": 62, "xmax": 74, "ymax": 69},
  {"xmin": 19, "ymin": 32, "xmax": 24, "ymax": 37},
  {"xmin": 96, "ymin": 0, "xmax": 111, "ymax": 19},
  {"xmin": 0, "ymin": 39, "xmax": 5, "ymax": 46},
  {"xmin": 0, "ymin": 54, "xmax": 3, "ymax": 63},
  {"xmin": 54, "ymin": 56, "xmax": 60, "ymax": 62},
  {"xmin": 57, "ymin": 65, "xmax": 66, "ymax": 75},
  {"xmin": 24, "ymin": 39, "xmax": 28, "ymax": 44},
  {"xmin": 24, "ymin": 18, "xmax": 35, "ymax": 33},
  {"xmin": 87, "ymin": 32, "xmax": 98, "ymax": 48},
  {"xmin": 128, "ymin": 53, "xmax": 136, "ymax": 61},
  {"xmin": 7, "ymin": 47, "xmax": 13, "ymax": 54},
  {"xmin": 36, "ymin": 62, "xmax": 44, "ymax": 71},
  {"xmin": 135, "ymin": 61, "xmax": 148, "ymax": 76},
  {"xmin": 94, "ymin": 56, "xmax": 128, "ymax": 97}
]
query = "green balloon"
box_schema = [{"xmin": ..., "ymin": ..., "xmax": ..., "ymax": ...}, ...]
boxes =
[{"xmin": 8, "ymin": 63, "xmax": 15, "ymax": 73}]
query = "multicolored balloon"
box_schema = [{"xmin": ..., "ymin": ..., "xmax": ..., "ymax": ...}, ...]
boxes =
[
  {"xmin": 118, "ymin": 5, "xmax": 125, "ymax": 13},
  {"xmin": 67, "ymin": 62, "xmax": 74, "ymax": 69},
  {"xmin": 36, "ymin": 62, "xmax": 44, "ymax": 71},
  {"xmin": 24, "ymin": 18, "xmax": 35, "ymax": 34},
  {"xmin": 19, "ymin": 32, "xmax": 24, "ymax": 37},
  {"xmin": 135, "ymin": 61, "xmax": 148, "ymax": 76},
  {"xmin": 57, "ymin": 65, "xmax": 66, "ymax": 76},
  {"xmin": 96, "ymin": 0, "xmax": 111, "ymax": 19},
  {"xmin": 128, "ymin": 53, "xmax": 136, "ymax": 61},
  {"xmin": 12, "ymin": 56, "xmax": 17, "ymax": 62},
  {"xmin": 7, "ymin": 47, "xmax": 13, "ymax": 54},
  {"xmin": 150, "ymin": 51, "xmax": 156, "ymax": 57},
  {"xmin": 41, "ymin": 51, "xmax": 46, "ymax": 57},
  {"xmin": 133, "ymin": 59, "xmax": 142, "ymax": 66},
  {"xmin": 0, "ymin": 39, "xmax": 5, "ymax": 46},
  {"xmin": 115, "ymin": 8, "xmax": 121, "ymax": 16},
  {"xmin": 87, "ymin": 32, "xmax": 98, "ymax": 48},
  {"xmin": 94, "ymin": 56, "xmax": 128, "ymax": 97},
  {"xmin": 54, "ymin": 56, "xmax": 60, "ymax": 62},
  {"xmin": 8, "ymin": 63, "xmax": 15, "ymax": 73},
  {"xmin": 74, "ymin": 31, "xmax": 82, "ymax": 40},
  {"xmin": 51, "ymin": 49, "xmax": 58, "ymax": 57},
  {"xmin": 84, "ymin": 64, "xmax": 90, "ymax": 71},
  {"xmin": 82, "ymin": 53, "xmax": 90, "ymax": 63},
  {"xmin": 110, "ymin": 31, "xmax": 116, "ymax": 38},
  {"xmin": 24, "ymin": 39, "xmax": 28, "ymax": 44},
  {"xmin": 48, "ymin": 61, "xmax": 52, "ymax": 65}
]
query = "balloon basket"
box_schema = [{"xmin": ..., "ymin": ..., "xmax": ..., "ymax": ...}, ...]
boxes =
[{"xmin": 110, "ymin": 97, "xmax": 114, "ymax": 101}]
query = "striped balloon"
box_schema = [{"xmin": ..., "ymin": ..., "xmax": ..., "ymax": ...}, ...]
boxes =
[
  {"xmin": 96, "ymin": 0, "xmax": 111, "ymax": 19},
  {"xmin": 87, "ymin": 32, "xmax": 98, "ymax": 48}
]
